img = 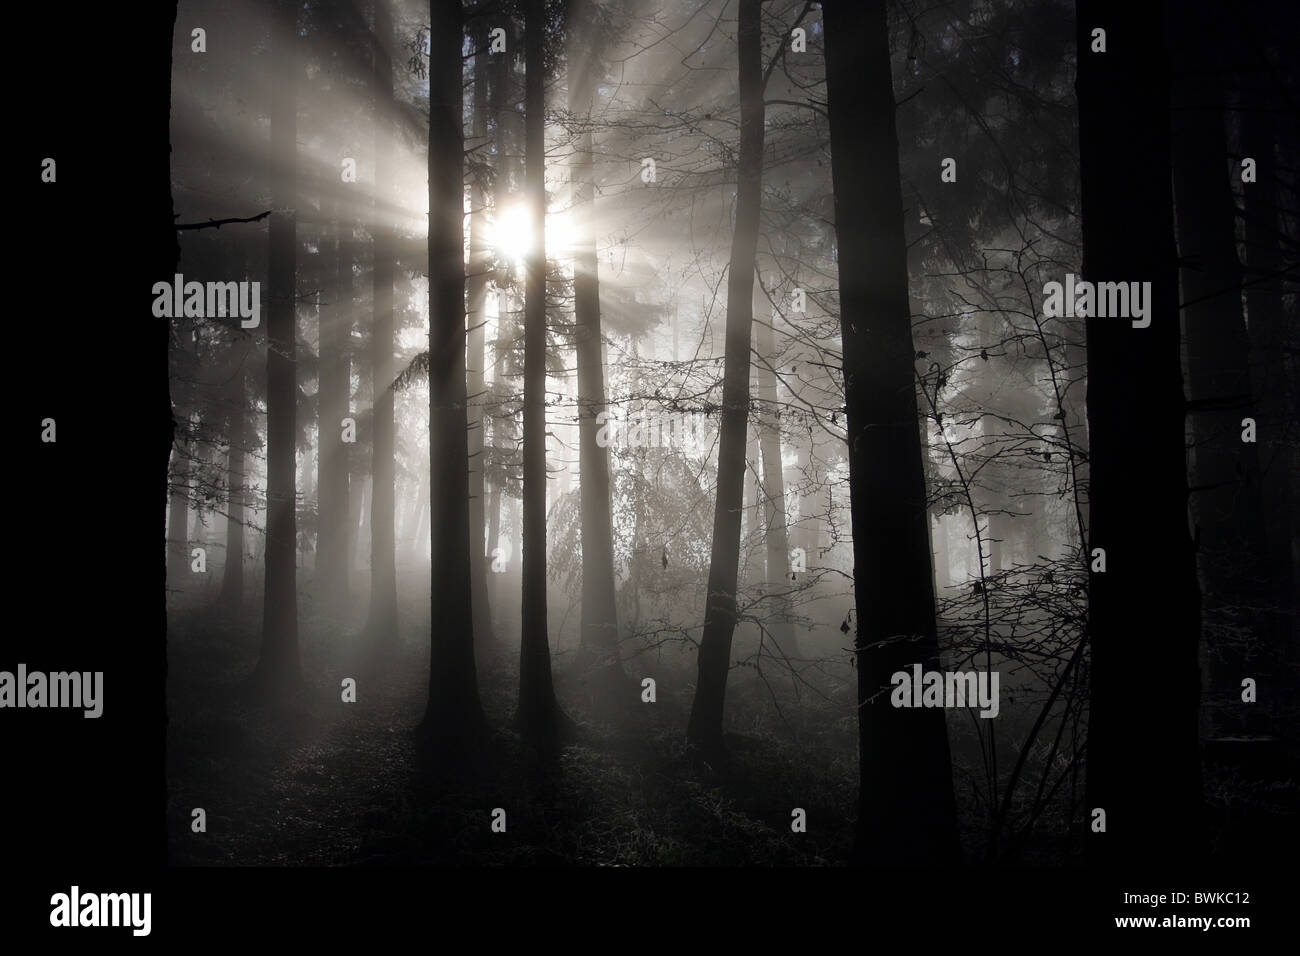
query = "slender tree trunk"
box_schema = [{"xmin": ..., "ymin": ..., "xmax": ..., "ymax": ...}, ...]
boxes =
[
  {"xmin": 755, "ymin": 302, "xmax": 799, "ymax": 661},
  {"xmin": 518, "ymin": 0, "xmax": 565, "ymax": 757},
  {"xmin": 467, "ymin": 24, "xmax": 497, "ymax": 658},
  {"xmin": 220, "ymin": 360, "xmax": 246, "ymax": 609},
  {"xmin": 168, "ymin": 316, "xmax": 195, "ymax": 592},
  {"xmin": 686, "ymin": 0, "xmax": 764, "ymax": 758},
  {"xmin": 421, "ymin": 0, "xmax": 488, "ymax": 758},
  {"xmin": 189, "ymin": 438, "xmax": 208, "ymax": 550},
  {"xmin": 570, "ymin": 0, "xmax": 624, "ymax": 693},
  {"xmin": 1078, "ymin": 0, "xmax": 1203, "ymax": 863},
  {"xmin": 254, "ymin": 0, "xmax": 302, "ymax": 691},
  {"xmin": 823, "ymin": 0, "xmax": 960, "ymax": 863},
  {"xmin": 167, "ymin": 438, "xmax": 191, "ymax": 591},
  {"xmin": 318, "ymin": 192, "xmax": 351, "ymax": 610},
  {"xmin": 366, "ymin": 0, "xmax": 398, "ymax": 648}
]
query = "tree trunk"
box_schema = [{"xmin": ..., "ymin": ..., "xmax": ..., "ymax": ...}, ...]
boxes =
[
  {"xmin": 1241, "ymin": 44, "xmax": 1298, "ymax": 655},
  {"xmin": 167, "ymin": 436, "xmax": 191, "ymax": 592},
  {"xmin": 1170, "ymin": 4, "xmax": 1271, "ymax": 737},
  {"xmin": 1077, "ymin": 0, "xmax": 1203, "ymax": 863},
  {"xmin": 755, "ymin": 303, "xmax": 800, "ymax": 661},
  {"xmin": 366, "ymin": 0, "xmax": 398, "ymax": 648},
  {"xmin": 318, "ymin": 192, "xmax": 351, "ymax": 611},
  {"xmin": 220, "ymin": 360, "xmax": 246, "ymax": 609},
  {"xmin": 686, "ymin": 0, "xmax": 764, "ymax": 758},
  {"xmin": 823, "ymin": 0, "xmax": 961, "ymax": 863},
  {"xmin": 254, "ymin": 0, "xmax": 302, "ymax": 692},
  {"xmin": 743, "ymin": 427, "xmax": 763, "ymax": 586},
  {"xmin": 468, "ymin": 23, "xmax": 497, "ymax": 661},
  {"xmin": 518, "ymin": 0, "xmax": 565, "ymax": 757},
  {"xmin": 570, "ymin": 0, "xmax": 624, "ymax": 694},
  {"xmin": 421, "ymin": 0, "xmax": 489, "ymax": 760}
]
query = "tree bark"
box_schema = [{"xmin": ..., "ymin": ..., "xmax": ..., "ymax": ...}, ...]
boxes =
[
  {"xmin": 220, "ymin": 359, "xmax": 246, "ymax": 609},
  {"xmin": 686, "ymin": 0, "xmax": 764, "ymax": 758},
  {"xmin": 518, "ymin": 0, "xmax": 565, "ymax": 758},
  {"xmin": 1170, "ymin": 3, "xmax": 1271, "ymax": 736},
  {"xmin": 468, "ymin": 23, "xmax": 497, "ymax": 661},
  {"xmin": 422, "ymin": 0, "xmax": 489, "ymax": 760},
  {"xmin": 365, "ymin": 0, "xmax": 399, "ymax": 648},
  {"xmin": 570, "ymin": 0, "xmax": 625, "ymax": 694},
  {"xmin": 755, "ymin": 302, "xmax": 800, "ymax": 661},
  {"xmin": 318, "ymin": 188, "xmax": 351, "ymax": 611},
  {"xmin": 1241, "ymin": 34, "xmax": 1298, "ymax": 655},
  {"xmin": 1078, "ymin": 0, "xmax": 1204, "ymax": 863},
  {"xmin": 823, "ymin": 0, "xmax": 961, "ymax": 863},
  {"xmin": 254, "ymin": 0, "xmax": 302, "ymax": 691}
]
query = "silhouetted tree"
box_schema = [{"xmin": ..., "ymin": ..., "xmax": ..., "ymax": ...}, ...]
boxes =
[
  {"xmin": 823, "ymin": 0, "xmax": 961, "ymax": 863},
  {"xmin": 253, "ymin": 0, "xmax": 303, "ymax": 692},
  {"xmin": 422, "ymin": 0, "xmax": 489, "ymax": 761},
  {"xmin": 1078, "ymin": 0, "xmax": 1203, "ymax": 863},
  {"xmin": 686, "ymin": 0, "xmax": 764, "ymax": 759}
]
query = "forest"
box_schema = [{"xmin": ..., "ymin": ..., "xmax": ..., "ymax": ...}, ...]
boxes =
[{"xmin": 151, "ymin": 0, "xmax": 1298, "ymax": 868}]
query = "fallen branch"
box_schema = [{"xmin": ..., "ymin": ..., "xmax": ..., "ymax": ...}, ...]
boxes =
[{"xmin": 174, "ymin": 210, "xmax": 272, "ymax": 231}]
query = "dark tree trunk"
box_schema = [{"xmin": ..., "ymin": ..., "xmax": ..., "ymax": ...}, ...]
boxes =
[
  {"xmin": 254, "ymin": 0, "xmax": 302, "ymax": 692},
  {"xmin": 570, "ymin": 0, "xmax": 625, "ymax": 695},
  {"xmin": 823, "ymin": 0, "xmax": 961, "ymax": 863},
  {"xmin": 685, "ymin": 0, "xmax": 764, "ymax": 758},
  {"xmin": 366, "ymin": 0, "xmax": 399, "ymax": 647},
  {"xmin": 1240, "ymin": 31, "xmax": 1298, "ymax": 654},
  {"xmin": 1170, "ymin": 3, "xmax": 1271, "ymax": 735},
  {"xmin": 421, "ymin": 0, "xmax": 489, "ymax": 760},
  {"xmin": 518, "ymin": 0, "xmax": 565, "ymax": 758},
  {"xmin": 1078, "ymin": 0, "xmax": 1203, "ymax": 863}
]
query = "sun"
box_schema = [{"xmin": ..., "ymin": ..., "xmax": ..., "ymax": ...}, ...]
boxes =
[{"xmin": 488, "ymin": 201, "xmax": 577, "ymax": 267}]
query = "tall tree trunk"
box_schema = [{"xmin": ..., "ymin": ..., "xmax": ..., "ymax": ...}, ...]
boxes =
[
  {"xmin": 318, "ymin": 191, "xmax": 351, "ymax": 611},
  {"xmin": 467, "ymin": 23, "xmax": 497, "ymax": 660},
  {"xmin": 1077, "ymin": 0, "xmax": 1203, "ymax": 863},
  {"xmin": 686, "ymin": 0, "xmax": 764, "ymax": 758},
  {"xmin": 823, "ymin": 0, "xmax": 960, "ymax": 863},
  {"xmin": 422, "ymin": 0, "xmax": 488, "ymax": 758},
  {"xmin": 220, "ymin": 359, "xmax": 247, "ymax": 609},
  {"xmin": 167, "ymin": 437, "xmax": 191, "ymax": 591},
  {"xmin": 168, "ymin": 316, "xmax": 194, "ymax": 592},
  {"xmin": 254, "ymin": 0, "xmax": 302, "ymax": 691},
  {"xmin": 366, "ymin": 0, "xmax": 399, "ymax": 648},
  {"xmin": 1241, "ymin": 35, "xmax": 1298, "ymax": 654},
  {"xmin": 518, "ymin": 0, "xmax": 565, "ymax": 757},
  {"xmin": 1170, "ymin": 3, "xmax": 1270, "ymax": 736},
  {"xmin": 570, "ymin": 0, "xmax": 624, "ymax": 693},
  {"xmin": 755, "ymin": 301, "xmax": 800, "ymax": 661},
  {"xmin": 745, "ymin": 425, "xmax": 766, "ymax": 589}
]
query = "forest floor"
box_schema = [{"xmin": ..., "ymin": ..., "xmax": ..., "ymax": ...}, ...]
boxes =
[
  {"xmin": 166, "ymin": 587, "xmax": 859, "ymax": 866},
  {"xmin": 166, "ymin": 582, "xmax": 1300, "ymax": 866}
]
